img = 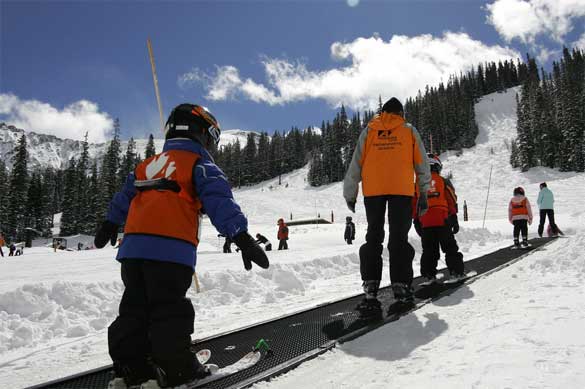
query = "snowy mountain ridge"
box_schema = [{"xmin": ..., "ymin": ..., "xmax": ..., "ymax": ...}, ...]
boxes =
[{"xmin": 0, "ymin": 123, "xmax": 256, "ymax": 170}]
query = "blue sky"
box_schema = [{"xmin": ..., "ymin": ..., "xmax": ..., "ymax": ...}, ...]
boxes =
[{"xmin": 1, "ymin": 0, "xmax": 584, "ymax": 142}]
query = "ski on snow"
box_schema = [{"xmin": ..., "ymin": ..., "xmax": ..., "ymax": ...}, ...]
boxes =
[{"xmin": 140, "ymin": 339, "xmax": 271, "ymax": 389}]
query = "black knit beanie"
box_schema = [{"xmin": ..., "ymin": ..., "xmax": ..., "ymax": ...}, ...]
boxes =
[{"xmin": 381, "ymin": 97, "xmax": 403, "ymax": 114}]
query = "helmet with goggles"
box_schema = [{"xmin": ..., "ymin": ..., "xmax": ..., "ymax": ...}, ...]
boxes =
[
  {"xmin": 427, "ymin": 153, "xmax": 442, "ymax": 173},
  {"xmin": 164, "ymin": 103, "xmax": 221, "ymax": 148}
]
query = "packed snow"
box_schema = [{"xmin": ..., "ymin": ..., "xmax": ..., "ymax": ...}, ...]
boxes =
[{"xmin": 1, "ymin": 89, "xmax": 584, "ymax": 388}]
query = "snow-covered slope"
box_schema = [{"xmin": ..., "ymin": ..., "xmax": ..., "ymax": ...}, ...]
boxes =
[
  {"xmin": 1, "ymin": 89, "xmax": 584, "ymax": 388},
  {"xmin": 0, "ymin": 124, "xmax": 255, "ymax": 170}
]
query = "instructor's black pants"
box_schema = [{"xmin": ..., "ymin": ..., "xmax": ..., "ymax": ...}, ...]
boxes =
[
  {"xmin": 513, "ymin": 219, "xmax": 528, "ymax": 240},
  {"xmin": 420, "ymin": 226, "xmax": 464, "ymax": 277},
  {"xmin": 108, "ymin": 259, "xmax": 194, "ymax": 375},
  {"xmin": 538, "ymin": 209, "xmax": 558, "ymax": 236},
  {"xmin": 360, "ymin": 195, "xmax": 414, "ymax": 286}
]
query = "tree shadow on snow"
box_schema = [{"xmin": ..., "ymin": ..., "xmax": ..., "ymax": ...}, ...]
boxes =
[{"xmin": 338, "ymin": 312, "xmax": 448, "ymax": 362}]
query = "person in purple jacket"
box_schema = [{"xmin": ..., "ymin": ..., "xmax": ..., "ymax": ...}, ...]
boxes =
[{"xmin": 94, "ymin": 104, "xmax": 269, "ymax": 389}]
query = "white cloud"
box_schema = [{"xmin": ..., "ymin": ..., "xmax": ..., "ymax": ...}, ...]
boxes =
[
  {"xmin": 486, "ymin": 0, "xmax": 585, "ymax": 44},
  {"xmin": 575, "ymin": 32, "xmax": 585, "ymax": 49},
  {"xmin": 179, "ymin": 32, "xmax": 519, "ymax": 110},
  {"xmin": 0, "ymin": 94, "xmax": 113, "ymax": 143}
]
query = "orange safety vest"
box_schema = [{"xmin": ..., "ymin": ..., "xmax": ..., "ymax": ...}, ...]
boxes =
[
  {"xmin": 278, "ymin": 224, "xmax": 289, "ymax": 240},
  {"xmin": 427, "ymin": 172, "xmax": 449, "ymax": 210},
  {"xmin": 511, "ymin": 198, "xmax": 528, "ymax": 217},
  {"xmin": 360, "ymin": 113, "xmax": 420, "ymax": 197},
  {"xmin": 416, "ymin": 172, "xmax": 450, "ymax": 227},
  {"xmin": 124, "ymin": 150, "xmax": 203, "ymax": 246}
]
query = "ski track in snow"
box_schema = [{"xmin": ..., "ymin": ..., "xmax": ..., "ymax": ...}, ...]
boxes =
[{"xmin": 1, "ymin": 89, "xmax": 585, "ymax": 388}]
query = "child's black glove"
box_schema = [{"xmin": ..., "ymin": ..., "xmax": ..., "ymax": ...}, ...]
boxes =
[
  {"xmin": 346, "ymin": 200, "xmax": 356, "ymax": 213},
  {"xmin": 233, "ymin": 232, "xmax": 270, "ymax": 271},
  {"xmin": 417, "ymin": 192, "xmax": 428, "ymax": 216},
  {"xmin": 449, "ymin": 214, "xmax": 459, "ymax": 234},
  {"xmin": 94, "ymin": 221, "xmax": 119, "ymax": 248}
]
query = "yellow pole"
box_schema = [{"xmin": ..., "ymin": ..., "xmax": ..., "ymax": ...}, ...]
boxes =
[
  {"xmin": 193, "ymin": 272, "xmax": 201, "ymax": 293},
  {"xmin": 147, "ymin": 38, "xmax": 165, "ymax": 131}
]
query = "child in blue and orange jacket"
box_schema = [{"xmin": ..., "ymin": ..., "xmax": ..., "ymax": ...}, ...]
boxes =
[
  {"xmin": 413, "ymin": 154, "xmax": 464, "ymax": 282},
  {"xmin": 508, "ymin": 186, "xmax": 533, "ymax": 248},
  {"xmin": 94, "ymin": 104, "xmax": 269, "ymax": 389}
]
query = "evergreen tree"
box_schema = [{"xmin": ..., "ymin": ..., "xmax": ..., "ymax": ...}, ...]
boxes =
[
  {"xmin": 242, "ymin": 133, "xmax": 258, "ymax": 184},
  {"xmin": 0, "ymin": 160, "xmax": 9, "ymax": 234},
  {"xmin": 6, "ymin": 134, "xmax": 29, "ymax": 240},
  {"xmin": 76, "ymin": 133, "xmax": 91, "ymax": 233},
  {"xmin": 87, "ymin": 161, "xmax": 101, "ymax": 234},
  {"xmin": 24, "ymin": 171, "xmax": 51, "ymax": 237},
  {"xmin": 60, "ymin": 159, "xmax": 78, "ymax": 236},
  {"xmin": 145, "ymin": 133, "xmax": 156, "ymax": 159},
  {"xmin": 119, "ymin": 137, "xmax": 138, "ymax": 186},
  {"xmin": 99, "ymin": 118, "xmax": 121, "ymax": 220}
]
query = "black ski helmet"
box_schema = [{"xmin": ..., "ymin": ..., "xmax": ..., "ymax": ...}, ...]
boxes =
[
  {"xmin": 346, "ymin": 216, "xmax": 352, "ymax": 222},
  {"xmin": 165, "ymin": 103, "xmax": 221, "ymax": 148},
  {"xmin": 427, "ymin": 153, "xmax": 442, "ymax": 173}
]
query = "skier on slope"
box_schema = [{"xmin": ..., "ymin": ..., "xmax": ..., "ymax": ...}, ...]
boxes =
[
  {"xmin": 413, "ymin": 154, "xmax": 465, "ymax": 283},
  {"xmin": 508, "ymin": 186, "xmax": 533, "ymax": 248},
  {"xmin": 255, "ymin": 233, "xmax": 272, "ymax": 251},
  {"xmin": 344, "ymin": 216, "xmax": 356, "ymax": 245},
  {"xmin": 94, "ymin": 103, "xmax": 269, "ymax": 389},
  {"xmin": 536, "ymin": 182, "xmax": 560, "ymax": 237},
  {"xmin": 277, "ymin": 218, "xmax": 289, "ymax": 250},
  {"xmin": 0, "ymin": 233, "xmax": 5, "ymax": 257},
  {"xmin": 343, "ymin": 97, "xmax": 431, "ymax": 318}
]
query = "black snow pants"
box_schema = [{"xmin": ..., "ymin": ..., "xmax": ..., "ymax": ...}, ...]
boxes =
[
  {"xmin": 278, "ymin": 239, "xmax": 288, "ymax": 250},
  {"xmin": 420, "ymin": 226, "xmax": 464, "ymax": 277},
  {"xmin": 108, "ymin": 259, "xmax": 195, "ymax": 382},
  {"xmin": 513, "ymin": 219, "xmax": 528, "ymax": 241},
  {"xmin": 538, "ymin": 209, "xmax": 558, "ymax": 237},
  {"xmin": 360, "ymin": 195, "xmax": 415, "ymax": 286}
]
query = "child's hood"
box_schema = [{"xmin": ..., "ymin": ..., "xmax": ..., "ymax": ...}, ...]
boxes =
[{"xmin": 511, "ymin": 194, "xmax": 526, "ymax": 203}]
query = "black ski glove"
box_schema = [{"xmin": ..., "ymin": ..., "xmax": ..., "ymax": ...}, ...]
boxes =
[
  {"xmin": 413, "ymin": 219, "xmax": 423, "ymax": 237},
  {"xmin": 449, "ymin": 214, "xmax": 459, "ymax": 234},
  {"xmin": 94, "ymin": 220, "xmax": 119, "ymax": 249},
  {"xmin": 417, "ymin": 192, "xmax": 428, "ymax": 217},
  {"xmin": 233, "ymin": 232, "xmax": 269, "ymax": 271},
  {"xmin": 346, "ymin": 200, "xmax": 356, "ymax": 213}
]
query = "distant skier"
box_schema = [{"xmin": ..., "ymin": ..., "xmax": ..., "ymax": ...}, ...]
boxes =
[
  {"xmin": 536, "ymin": 182, "xmax": 560, "ymax": 238},
  {"xmin": 343, "ymin": 97, "xmax": 430, "ymax": 317},
  {"xmin": 8, "ymin": 242, "xmax": 16, "ymax": 256},
  {"xmin": 508, "ymin": 186, "xmax": 533, "ymax": 248},
  {"xmin": 255, "ymin": 233, "xmax": 272, "ymax": 251},
  {"xmin": 277, "ymin": 218, "xmax": 289, "ymax": 250},
  {"xmin": 0, "ymin": 233, "xmax": 5, "ymax": 257},
  {"xmin": 94, "ymin": 103, "xmax": 269, "ymax": 389},
  {"xmin": 413, "ymin": 154, "xmax": 465, "ymax": 283},
  {"xmin": 344, "ymin": 216, "xmax": 356, "ymax": 245}
]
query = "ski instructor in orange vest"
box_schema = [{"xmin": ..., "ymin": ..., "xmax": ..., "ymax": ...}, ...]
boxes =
[
  {"xmin": 94, "ymin": 103, "xmax": 269, "ymax": 389},
  {"xmin": 343, "ymin": 97, "xmax": 430, "ymax": 318}
]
